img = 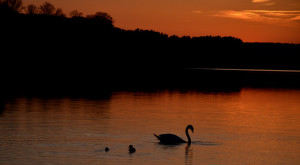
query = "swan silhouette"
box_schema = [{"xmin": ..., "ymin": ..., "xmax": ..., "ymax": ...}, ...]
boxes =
[{"xmin": 154, "ymin": 125, "xmax": 194, "ymax": 145}]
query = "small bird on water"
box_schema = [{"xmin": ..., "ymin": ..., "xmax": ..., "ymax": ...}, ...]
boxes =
[
  {"xmin": 105, "ymin": 147, "xmax": 110, "ymax": 152},
  {"xmin": 128, "ymin": 145, "xmax": 136, "ymax": 153}
]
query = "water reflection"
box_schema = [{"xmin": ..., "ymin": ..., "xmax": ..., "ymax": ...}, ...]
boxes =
[
  {"xmin": 185, "ymin": 145, "xmax": 193, "ymax": 165},
  {"xmin": 0, "ymin": 88, "xmax": 300, "ymax": 165},
  {"xmin": 0, "ymin": 100, "xmax": 5, "ymax": 115}
]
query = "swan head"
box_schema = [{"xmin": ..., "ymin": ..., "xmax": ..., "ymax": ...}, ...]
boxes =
[{"xmin": 187, "ymin": 125, "xmax": 194, "ymax": 133}]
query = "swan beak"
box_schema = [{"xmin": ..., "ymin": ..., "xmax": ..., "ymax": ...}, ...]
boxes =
[{"xmin": 192, "ymin": 130, "xmax": 194, "ymax": 133}]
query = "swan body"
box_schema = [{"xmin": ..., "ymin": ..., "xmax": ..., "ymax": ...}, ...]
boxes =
[
  {"xmin": 154, "ymin": 125, "xmax": 194, "ymax": 144},
  {"xmin": 154, "ymin": 134, "xmax": 186, "ymax": 143}
]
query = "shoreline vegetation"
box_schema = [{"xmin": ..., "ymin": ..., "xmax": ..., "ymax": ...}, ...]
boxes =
[{"xmin": 1, "ymin": 0, "xmax": 300, "ymax": 97}]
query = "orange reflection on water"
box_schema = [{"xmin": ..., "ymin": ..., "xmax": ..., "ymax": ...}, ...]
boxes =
[{"xmin": 1, "ymin": 88, "xmax": 300, "ymax": 165}]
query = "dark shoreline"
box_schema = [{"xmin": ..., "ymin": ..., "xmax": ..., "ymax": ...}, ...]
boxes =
[{"xmin": 2, "ymin": 68, "xmax": 300, "ymax": 99}]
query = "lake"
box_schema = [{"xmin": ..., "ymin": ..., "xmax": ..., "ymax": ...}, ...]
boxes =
[{"xmin": 1, "ymin": 87, "xmax": 300, "ymax": 165}]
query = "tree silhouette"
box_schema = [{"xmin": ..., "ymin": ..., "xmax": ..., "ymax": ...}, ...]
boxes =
[
  {"xmin": 39, "ymin": 2, "xmax": 55, "ymax": 15},
  {"xmin": 26, "ymin": 4, "xmax": 38, "ymax": 14},
  {"xmin": 86, "ymin": 12, "xmax": 114, "ymax": 26},
  {"xmin": 55, "ymin": 8, "xmax": 65, "ymax": 17},
  {"xmin": 69, "ymin": 10, "xmax": 83, "ymax": 18},
  {"xmin": 1, "ymin": 0, "xmax": 22, "ymax": 11}
]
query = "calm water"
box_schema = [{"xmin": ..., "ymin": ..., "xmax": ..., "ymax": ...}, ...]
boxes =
[{"xmin": 1, "ymin": 88, "xmax": 300, "ymax": 165}]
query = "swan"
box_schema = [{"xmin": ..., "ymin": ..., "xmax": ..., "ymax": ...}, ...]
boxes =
[
  {"xmin": 128, "ymin": 145, "xmax": 136, "ymax": 153},
  {"xmin": 154, "ymin": 125, "xmax": 194, "ymax": 145}
]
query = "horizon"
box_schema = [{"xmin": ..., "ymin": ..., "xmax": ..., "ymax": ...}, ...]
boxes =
[{"xmin": 21, "ymin": 0, "xmax": 300, "ymax": 44}]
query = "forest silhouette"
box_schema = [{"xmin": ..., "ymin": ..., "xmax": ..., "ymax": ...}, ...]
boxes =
[{"xmin": 1, "ymin": 0, "xmax": 300, "ymax": 96}]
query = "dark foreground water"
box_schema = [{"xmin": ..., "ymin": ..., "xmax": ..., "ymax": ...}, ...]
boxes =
[{"xmin": 1, "ymin": 88, "xmax": 300, "ymax": 165}]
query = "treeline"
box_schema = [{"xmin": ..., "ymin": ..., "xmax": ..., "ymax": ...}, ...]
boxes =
[
  {"xmin": 0, "ymin": 0, "xmax": 111, "ymax": 19},
  {"xmin": 1, "ymin": 0, "xmax": 300, "ymax": 96},
  {"xmin": 1, "ymin": 0, "xmax": 246, "ymax": 72}
]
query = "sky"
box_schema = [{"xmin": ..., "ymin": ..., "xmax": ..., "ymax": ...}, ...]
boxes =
[{"xmin": 23, "ymin": 0, "xmax": 300, "ymax": 43}]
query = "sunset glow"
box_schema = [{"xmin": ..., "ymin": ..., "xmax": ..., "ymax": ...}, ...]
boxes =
[{"xmin": 21, "ymin": 0, "xmax": 300, "ymax": 43}]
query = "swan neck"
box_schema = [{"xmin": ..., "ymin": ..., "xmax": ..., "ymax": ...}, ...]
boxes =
[{"xmin": 186, "ymin": 127, "xmax": 191, "ymax": 144}]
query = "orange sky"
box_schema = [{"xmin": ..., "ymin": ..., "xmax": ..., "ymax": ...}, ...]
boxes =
[{"xmin": 23, "ymin": 0, "xmax": 300, "ymax": 43}]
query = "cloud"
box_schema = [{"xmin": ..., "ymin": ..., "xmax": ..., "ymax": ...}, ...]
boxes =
[
  {"xmin": 213, "ymin": 10, "xmax": 300, "ymax": 23},
  {"xmin": 192, "ymin": 10, "xmax": 203, "ymax": 14},
  {"xmin": 289, "ymin": 15, "xmax": 300, "ymax": 21},
  {"xmin": 252, "ymin": 0, "xmax": 275, "ymax": 5},
  {"xmin": 252, "ymin": 0, "xmax": 271, "ymax": 3}
]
